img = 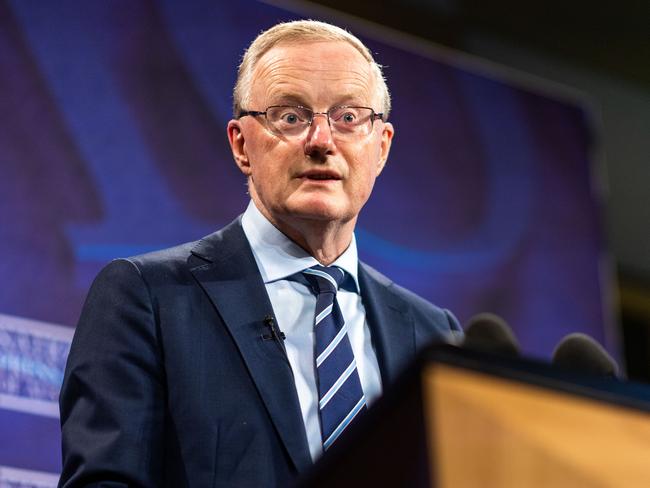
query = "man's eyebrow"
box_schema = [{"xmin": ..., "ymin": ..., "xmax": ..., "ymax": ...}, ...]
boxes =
[
  {"xmin": 333, "ymin": 95, "xmax": 370, "ymax": 107},
  {"xmin": 268, "ymin": 94, "xmax": 308, "ymax": 106},
  {"xmin": 267, "ymin": 93, "xmax": 372, "ymax": 108}
]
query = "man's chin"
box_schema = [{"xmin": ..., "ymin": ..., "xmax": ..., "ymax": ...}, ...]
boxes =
[{"xmin": 284, "ymin": 200, "xmax": 352, "ymax": 224}]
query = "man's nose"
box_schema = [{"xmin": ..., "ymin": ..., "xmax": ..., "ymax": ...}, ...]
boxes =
[{"xmin": 304, "ymin": 113, "xmax": 335, "ymax": 159}]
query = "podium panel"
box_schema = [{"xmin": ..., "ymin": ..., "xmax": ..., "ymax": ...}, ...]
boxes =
[
  {"xmin": 300, "ymin": 346, "xmax": 650, "ymax": 487},
  {"xmin": 426, "ymin": 364, "xmax": 650, "ymax": 487}
]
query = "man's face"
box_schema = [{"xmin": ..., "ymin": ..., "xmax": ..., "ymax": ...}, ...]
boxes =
[{"xmin": 228, "ymin": 40, "xmax": 393, "ymax": 231}]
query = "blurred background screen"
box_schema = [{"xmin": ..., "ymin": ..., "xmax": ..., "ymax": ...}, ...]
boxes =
[{"xmin": 1, "ymin": 0, "xmax": 647, "ymax": 484}]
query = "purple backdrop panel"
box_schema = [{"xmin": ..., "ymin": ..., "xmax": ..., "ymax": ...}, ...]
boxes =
[{"xmin": 0, "ymin": 0, "xmax": 611, "ymax": 478}]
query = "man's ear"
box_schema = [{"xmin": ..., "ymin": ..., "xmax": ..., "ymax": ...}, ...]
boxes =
[
  {"xmin": 376, "ymin": 121, "xmax": 394, "ymax": 176},
  {"xmin": 227, "ymin": 119, "xmax": 251, "ymax": 176}
]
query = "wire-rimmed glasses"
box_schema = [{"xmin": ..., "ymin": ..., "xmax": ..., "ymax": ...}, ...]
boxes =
[{"xmin": 238, "ymin": 105, "xmax": 384, "ymax": 139}]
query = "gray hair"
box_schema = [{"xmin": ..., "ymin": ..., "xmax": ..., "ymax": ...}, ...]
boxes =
[{"xmin": 232, "ymin": 20, "xmax": 391, "ymax": 118}]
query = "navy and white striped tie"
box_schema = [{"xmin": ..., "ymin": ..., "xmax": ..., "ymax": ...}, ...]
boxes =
[{"xmin": 302, "ymin": 265, "xmax": 366, "ymax": 450}]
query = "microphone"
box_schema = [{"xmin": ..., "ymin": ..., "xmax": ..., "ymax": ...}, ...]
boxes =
[
  {"xmin": 462, "ymin": 313, "xmax": 520, "ymax": 358},
  {"xmin": 262, "ymin": 315, "xmax": 286, "ymax": 342},
  {"xmin": 552, "ymin": 333, "xmax": 619, "ymax": 378}
]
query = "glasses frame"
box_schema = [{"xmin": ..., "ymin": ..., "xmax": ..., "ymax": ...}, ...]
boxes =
[{"xmin": 237, "ymin": 105, "xmax": 385, "ymax": 138}]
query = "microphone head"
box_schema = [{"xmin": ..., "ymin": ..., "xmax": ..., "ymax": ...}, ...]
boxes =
[
  {"xmin": 462, "ymin": 313, "xmax": 520, "ymax": 358},
  {"xmin": 552, "ymin": 333, "xmax": 619, "ymax": 378}
]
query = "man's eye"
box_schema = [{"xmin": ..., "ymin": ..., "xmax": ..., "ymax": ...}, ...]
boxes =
[
  {"xmin": 281, "ymin": 112, "xmax": 301, "ymax": 124},
  {"xmin": 340, "ymin": 112, "xmax": 357, "ymax": 124}
]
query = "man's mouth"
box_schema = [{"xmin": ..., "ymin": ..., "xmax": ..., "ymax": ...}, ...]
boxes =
[
  {"xmin": 308, "ymin": 174, "xmax": 337, "ymax": 180},
  {"xmin": 300, "ymin": 170, "xmax": 341, "ymax": 181}
]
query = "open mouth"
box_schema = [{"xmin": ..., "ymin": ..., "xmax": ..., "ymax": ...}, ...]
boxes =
[
  {"xmin": 301, "ymin": 170, "xmax": 341, "ymax": 181},
  {"xmin": 307, "ymin": 174, "xmax": 337, "ymax": 180}
]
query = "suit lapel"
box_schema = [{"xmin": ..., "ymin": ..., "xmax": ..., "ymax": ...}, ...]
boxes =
[
  {"xmin": 358, "ymin": 263, "xmax": 416, "ymax": 387},
  {"xmin": 189, "ymin": 220, "xmax": 312, "ymax": 473}
]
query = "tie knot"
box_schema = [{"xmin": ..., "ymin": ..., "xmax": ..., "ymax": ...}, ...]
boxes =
[{"xmin": 302, "ymin": 265, "xmax": 345, "ymax": 295}]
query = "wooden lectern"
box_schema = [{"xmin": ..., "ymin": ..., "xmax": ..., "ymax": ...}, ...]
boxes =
[{"xmin": 300, "ymin": 345, "xmax": 650, "ymax": 487}]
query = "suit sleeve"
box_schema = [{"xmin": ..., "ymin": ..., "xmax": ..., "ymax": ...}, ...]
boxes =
[
  {"xmin": 444, "ymin": 308, "xmax": 463, "ymax": 332},
  {"xmin": 59, "ymin": 259, "xmax": 165, "ymax": 488}
]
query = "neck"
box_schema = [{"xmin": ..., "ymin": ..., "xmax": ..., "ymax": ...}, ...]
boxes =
[
  {"xmin": 255, "ymin": 204, "xmax": 355, "ymax": 266},
  {"xmin": 284, "ymin": 218, "xmax": 355, "ymax": 266}
]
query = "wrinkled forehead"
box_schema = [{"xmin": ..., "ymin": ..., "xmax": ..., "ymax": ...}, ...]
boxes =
[{"xmin": 249, "ymin": 41, "xmax": 378, "ymax": 108}]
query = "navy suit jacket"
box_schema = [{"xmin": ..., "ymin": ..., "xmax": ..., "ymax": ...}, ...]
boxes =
[{"xmin": 59, "ymin": 217, "xmax": 460, "ymax": 487}]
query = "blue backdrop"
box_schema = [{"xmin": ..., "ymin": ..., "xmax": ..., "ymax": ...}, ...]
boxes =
[{"xmin": 0, "ymin": 0, "xmax": 612, "ymax": 483}]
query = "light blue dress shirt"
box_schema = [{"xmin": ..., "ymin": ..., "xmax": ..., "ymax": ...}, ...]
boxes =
[{"xmin": 241, "ymin": 201, "xmax": 383, "ymax": 461}]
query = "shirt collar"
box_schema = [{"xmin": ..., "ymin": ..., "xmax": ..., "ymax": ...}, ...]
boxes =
[{"xmin": 241, "ymin": 200, "xmax": 360, "ymax": 292}]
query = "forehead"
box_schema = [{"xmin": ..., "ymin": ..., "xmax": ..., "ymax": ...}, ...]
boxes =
[{"xmin": 250, "ymin": 40, "xmax": 376, "ymax": 107}]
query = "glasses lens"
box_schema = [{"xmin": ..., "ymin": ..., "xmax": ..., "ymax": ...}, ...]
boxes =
[
  {"xmin": 266, "ymin": 106, "xmax": 311, "ymax": 136},
  {"xmin": 329, "ymin": 107, "xmax": 373, "ymax": 136}
]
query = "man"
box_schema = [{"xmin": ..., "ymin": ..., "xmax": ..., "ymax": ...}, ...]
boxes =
[{"xmin": 59, "ymin": 20, "xmax": 460, "ymax": 487}]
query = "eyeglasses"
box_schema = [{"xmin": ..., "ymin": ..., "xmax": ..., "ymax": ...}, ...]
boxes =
[{"xmin": 237, "ymin": 105, "xmax": 384, "ymax": 139}]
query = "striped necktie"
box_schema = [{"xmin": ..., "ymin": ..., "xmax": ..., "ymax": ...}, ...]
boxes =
[{"xmin": 302, "ymin": 265, "xmax": 366, "ymax": 450}]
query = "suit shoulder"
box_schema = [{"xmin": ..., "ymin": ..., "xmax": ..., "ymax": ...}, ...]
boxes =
[
  {"xmin": 359, "ymin": 261, "xmax": 437, "ymax": 311},
  {"xmin": 91, "ymin": 241, "xmax": 197, "ymax": 291},
  {"xmin": 360, "ymin": 261, "xmax": 461, "ymax": 333},
  {"xmin": 127, "ymin": 240, "xmax": 198, "ymax": 271},
  {"xmin": 394, "ymin": 283, "xmax": 460, "ymax": 331},
  {"xmin": 120, "ymin": 218, "xmax": 244, "ymax": 278}
]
